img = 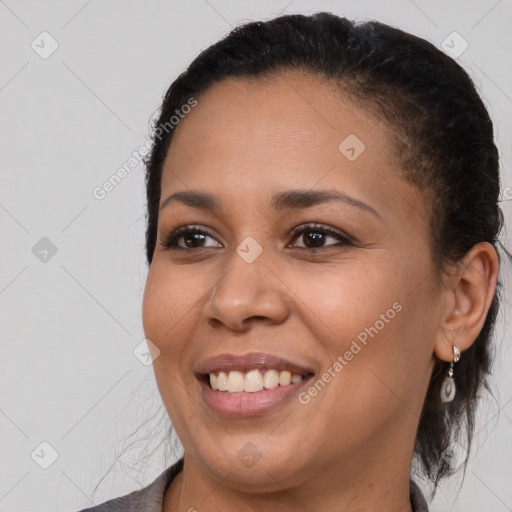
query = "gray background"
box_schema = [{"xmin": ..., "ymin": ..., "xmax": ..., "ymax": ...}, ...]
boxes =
[{"xmin": 0, "ymin": 1, "xmax": 511, "ymax": 511}]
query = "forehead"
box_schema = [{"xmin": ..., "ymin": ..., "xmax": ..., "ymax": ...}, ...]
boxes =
[
  {"xmin": 159, "ymin": 71, "xmax": 424, "ymax": 226},
  {"xmin": 168, "ymin": 70, "xmax": 387, "ymax": 155}
]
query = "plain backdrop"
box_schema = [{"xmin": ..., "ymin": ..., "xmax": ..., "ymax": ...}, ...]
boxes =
[{"xmin": 0, "ymin": 1, "xmax": 511, "ymax": 511}]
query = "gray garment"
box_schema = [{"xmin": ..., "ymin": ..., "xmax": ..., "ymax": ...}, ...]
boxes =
[
  {"xmin": 76, "ymin": 458, "xmax": 429, "ymax": 512},
  {"xmin": 77, "ymin": 459, "xmax": 183, "ymax": 512}
]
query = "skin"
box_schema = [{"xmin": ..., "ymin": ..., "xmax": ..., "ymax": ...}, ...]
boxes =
[{"xmin": 141, "ymin": 70, "xmax": 499, "ymax": 512}]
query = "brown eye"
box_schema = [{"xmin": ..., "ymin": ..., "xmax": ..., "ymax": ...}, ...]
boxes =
[
  {"xmin": 289, "ymin": 224, "xmax": 353, "ymax": 249},
  {"xmin": 160, "ymin": 226, "xmax": 221, "ymax": 250},
  {"xmin": 298, "ymin": 230, "xmax": 328, "ymax": 248}
]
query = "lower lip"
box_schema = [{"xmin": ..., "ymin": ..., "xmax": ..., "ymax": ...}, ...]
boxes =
[{"xmin": 199, "ymin": 377, "xmax": 313, "ymax": 417}]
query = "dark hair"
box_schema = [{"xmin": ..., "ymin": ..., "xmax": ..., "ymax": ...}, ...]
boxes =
[{"xmin": 143, "ymin": 12, "xmax": 509, "ymax": 490}]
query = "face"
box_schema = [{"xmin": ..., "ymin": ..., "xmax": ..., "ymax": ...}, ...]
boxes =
[{"xmin": 142, "ymin": 71, "xmax": 441, "ymax": 490}]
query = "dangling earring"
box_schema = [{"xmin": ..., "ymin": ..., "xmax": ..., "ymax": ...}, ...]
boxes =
[{"xmin": 440, "ymin": 345, "xmax": 461, "ymax": 403}]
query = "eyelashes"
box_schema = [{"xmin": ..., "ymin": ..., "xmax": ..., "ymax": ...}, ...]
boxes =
[
  {"xmin": 159, "ymin": 223, "xmax": 354, "ymax": 252},
  {"xmin": 289, "ymin": 223, "xmax": 354, "ymax": 249},
  {"xmin": 160, "ymin": 225, "xmax": 221, "ymax": 250}
]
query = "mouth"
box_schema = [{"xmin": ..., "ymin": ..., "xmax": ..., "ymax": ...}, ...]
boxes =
[
  {"xmin": 198, "ymin": 368, "xmax": 313, "ymax": 393},
  {"xmin": 195, "ymin": 352, "xmax": 315, "ymax": 416}
]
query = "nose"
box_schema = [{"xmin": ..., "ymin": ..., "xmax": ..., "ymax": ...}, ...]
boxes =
[{"xmin": 204, "ymin": 248, "xmax": 290, "ymax": 332}]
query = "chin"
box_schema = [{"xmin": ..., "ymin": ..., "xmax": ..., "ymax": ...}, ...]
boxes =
[{"xmin": 191, "ymin": 435, "xmax": 311, "ymax": 491}]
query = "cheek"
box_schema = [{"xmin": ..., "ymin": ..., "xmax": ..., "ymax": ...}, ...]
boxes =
[
  {"xmin": 142, "ymin": 261, "xmax": 203, "ymax": 342},
  {"xmin": 293, "ymin": 255, "xmax": 431, "ymax": 398},
  {"xmin": 142, "ymin": 264, "xmax": 194, "ymax": 374},
  {"xmin": 289, "ymin": 259, "xmax": 401, "ymax": 344},
  {"xmin": 142, "ymin": 265, "xmax": 172, "ymax": 341},
  {"xmin": 142, "ymin": 264, "xmax": 201, "ymax": 428}
]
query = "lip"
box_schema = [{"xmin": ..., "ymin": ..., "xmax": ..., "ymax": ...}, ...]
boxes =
[
  {"xmin": 195, "ymin": 352, "xmax": 315, "ymax": 417},
  {"xmin": 195, "ymin": 351, "xmax": 315, "ymax": 376},
  {"xmin": 199, "ymin": 377, "xmax": 314, "ymax": 416}
]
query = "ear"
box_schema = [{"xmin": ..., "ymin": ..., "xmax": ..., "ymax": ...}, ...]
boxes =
[{"xmin": 434, "ymin": 242, "xmax": 499, "ymax": 362}]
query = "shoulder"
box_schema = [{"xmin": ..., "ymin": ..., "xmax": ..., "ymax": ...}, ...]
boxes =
[{"xmin": 75, "ymin": 458, "xmax": 184, "ymax": 512}]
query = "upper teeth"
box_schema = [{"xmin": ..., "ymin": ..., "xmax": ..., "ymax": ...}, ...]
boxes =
[{"xmin": 209, "ymin": 369, "xmax": 303, "ymax": 393}]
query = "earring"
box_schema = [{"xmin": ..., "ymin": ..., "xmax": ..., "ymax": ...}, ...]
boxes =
[{"xmin": 440, "ymin": 345, "xmax": 461, "ymax": 403}]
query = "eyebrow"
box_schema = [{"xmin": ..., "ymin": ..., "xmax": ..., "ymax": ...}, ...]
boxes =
[{"xmin": 159, "ymin": 189, "xmax": 381, "ymax": 218}]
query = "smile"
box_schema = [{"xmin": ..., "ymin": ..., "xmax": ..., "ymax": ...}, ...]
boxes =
[
  {"xmin": 209, "ymin": 369, "xmax": 306, "ymax": 393},
  {"xmin": 195, "ymin": 352, "xmax": 315, "ymax": 416}
]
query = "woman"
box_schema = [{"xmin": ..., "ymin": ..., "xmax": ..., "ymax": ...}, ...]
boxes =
[{"xmin": 79, "ymin": 11, "xmax": 508, "ymax": 512}]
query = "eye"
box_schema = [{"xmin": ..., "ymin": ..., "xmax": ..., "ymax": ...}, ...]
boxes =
[
  {"xmin": 159, "ymin": 225, "xmax": 221, "ymax": 250},
  {"xmin": 159, "ymin": 223, "xmax": 354, "ymax": 252},
  {"xmin": 288, "ymin": 223, "xmax": 353, "ymax": 249}
]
